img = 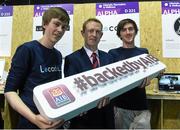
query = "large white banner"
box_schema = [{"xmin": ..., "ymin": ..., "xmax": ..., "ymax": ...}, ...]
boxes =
[
  {"xmin": 0, "ymin": 6, "xmax": 13, "ymax": 56},
  {"xmin": 33, "ymin": 4, "xmax": 73, "ymax": 58},
  {"xmin": 34, "ymin": 54, "xmax": 166, "ymax": 121},
  {"xmin": 162, "ymin": 1, "xmax": 180, "ymax": 58},
  {"xmin": 96, "ymin": 2, "xmax": 140, "ymax": 52}
]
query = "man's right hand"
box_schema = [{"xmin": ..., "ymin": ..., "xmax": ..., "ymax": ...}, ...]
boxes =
[{"xmin": 34, "ymin": 114, "xmax": 64, "ymax": 129}]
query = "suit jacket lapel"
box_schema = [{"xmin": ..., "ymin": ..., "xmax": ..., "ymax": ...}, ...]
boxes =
[
  {"xmin": 99, "ymin": 50, "xmax": 105, "ymax": 67},
  {"xmin": 79, "ymin": 47, "xmax": 93, "ymax": 69}
]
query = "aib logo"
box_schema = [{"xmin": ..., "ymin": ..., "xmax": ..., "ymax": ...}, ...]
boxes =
[
  {"xmin": 174, "ymin": 17, "xmax": 180, "ymax": 36},
  {"xmin": 43, "ymin": 85, "xmax": 75, "ymax": 109}
]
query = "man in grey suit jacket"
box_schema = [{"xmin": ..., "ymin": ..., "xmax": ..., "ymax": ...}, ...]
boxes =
[{"xmin": 64, "ymin": 18, "xmax": 114, "ymax": 129}]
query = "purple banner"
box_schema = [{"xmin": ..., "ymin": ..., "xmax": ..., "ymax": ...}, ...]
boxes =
[
  {"xmin": 96, "ymin": 2, "xmax": 139, "ymax": 16},
  {"xmin": 34, "ymin": 4, "xmax": 73, "ymax": 17},
  {"xmin": 0, "ymin": 6, "xmax": 13, "ymax": 17},
  {"xmin": 162, "ymin": 1, "xmax": 180, "ymax": 14}
]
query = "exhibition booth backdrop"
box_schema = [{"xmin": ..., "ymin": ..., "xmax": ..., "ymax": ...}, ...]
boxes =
[{"xmin": 0, "ymin": 1, "xmax": 180, "ymax": 129}]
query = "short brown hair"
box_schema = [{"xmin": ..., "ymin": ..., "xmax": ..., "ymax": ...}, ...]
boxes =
[
  {"xmin": 42, "ymin": 7, "xmax": 70, "ymax": 33},
  {"xmin": 116, "ymin": 18, "xmax": 138, "ymax": 37},
  {"xmin": 82, "ymin": 18, "xmax": 103, "ymax": 32}
]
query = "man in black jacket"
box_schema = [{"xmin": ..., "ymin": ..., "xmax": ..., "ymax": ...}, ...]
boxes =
[{"xmin": 64, "ymin": 18, "xmax": 114, "ymax": 129}]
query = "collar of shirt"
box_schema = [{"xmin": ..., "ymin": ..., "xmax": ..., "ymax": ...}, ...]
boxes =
[{"xmin": 83, "ymin": 46, "xmax": 99, "ymax": 63}]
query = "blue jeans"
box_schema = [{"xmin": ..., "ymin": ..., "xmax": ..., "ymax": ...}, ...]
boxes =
[{"xmin": 114, "ymin": 107, "xmax": 151, "ymax": 129}]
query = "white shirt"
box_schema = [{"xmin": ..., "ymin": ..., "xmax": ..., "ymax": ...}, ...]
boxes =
[{"xmin": 83, "ymin": 46, "xmax": 100, "ymax": 65}]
